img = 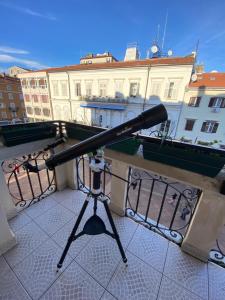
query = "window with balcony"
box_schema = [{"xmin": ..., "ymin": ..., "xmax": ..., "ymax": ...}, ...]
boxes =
[
  {"xmin": 41, "ymin": 95, "xmax": 49, "ymax": 103},
  {"xmin": 85, "ymin": 81, "xmax": 92, "ymax": 97},
  {"xmin": 208, "ymin": 97, "xmax": 225, "ymax": 108},
  {"xmin": 160, "ymin": 120, "xmax": 171, "ymax": 133},
  {"xmin": 188, "ymin": 97, "xmax": 201, "ymax": 107},
  {"xmin": 21, "ymin": 79, "xmax": 27, "ymax": 88},
  {"xmin": 201, "ymin": 121, "xmax": 219, "ymax": 133},
  {"xmin": 1, "ymin": 111, "xmax": 7, "ymax": 119},
  {"xmin": 43, "ymin": 108, "xmax": 50, "ymax": 116},
  {"xmin": 26, "ymin": 107, "xmax": 33, "ymax": 114},
  {"xmin": 19, "ymin": 94, "xmax": 23, "ymax": 100},
  {"xmin": 34, "ymin": 107, "xmax": 41, "ymax": 115},
  {"xmin": 99, "ymin": 81, "xmax": 107, "ymax": 97},
  {"xmin": 129, "ymin": 82, "xmax": 139, "ymax": 97},
  {"xmin": 9, "ymin": 102, "xmax": 16, "ymax": 109},
  {"xmin": 6, "ymin": 85, "xmax": 12, "ymax": 91},
  {"xmin": 32, "ymin": 95, "xmax": 38, "ymax": 102},
  {"xmin": 61, "ymin": 81, "xmax": 68, "ymax": 97},
  {"xmin": 74, "ymin": 82, "xmax": 81, "ymax": 97},
  {"xmin": 39, "ymin": 79, "xmax": 47, "ymax": 89},
  {"xmin": 30, "ymin": 79, "xmax": 36, "ymax": 89},
  {"xmin": 185, "ymin": 119, "xmax": 195, "ymax": 131},
  {"xmin": 52, "ymin": 81, "xmax": 59, "ymax": 97},
  {"xmin": 114, "ymin": 80, "xmax": 124, "ymax": 98},
  {"xmin": 24, "ymin": 94, "xmax": 30, "ymax": 102},
  {"xmin": 8, "ymin": 93, "xmax": 14, "ymax": 100}
]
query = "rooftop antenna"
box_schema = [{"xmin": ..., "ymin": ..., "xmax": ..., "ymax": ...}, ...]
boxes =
[
  {"xmin": 157, "ymin": 24, "xmax": 160, "ymax": 43},
  {"xmin": 195, "ymin": 39, "xmax": 200, "ymax": 61},
  {"xmin": 161, "ymin": 10, "xmax": 168, "ymax": 51}
]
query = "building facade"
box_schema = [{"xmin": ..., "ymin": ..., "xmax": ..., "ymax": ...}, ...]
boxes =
[
  {"xmin": 18, "ymin": 71, "xmax": 53, "ymax": 122},
  {"xmin": 176, "ymin": 73, "xmax": 225, "ymax": 149},
  {"xmin": 8, "ymin": 66, "xmax": 31, "ymax": 78},
  {"xmin": 0, "ymin": 74, "xmax": 27, "ymax": 125}
]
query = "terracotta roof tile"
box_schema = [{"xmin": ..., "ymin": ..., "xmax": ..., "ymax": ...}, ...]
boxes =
[{"xmin": 189, "ymin": 73, "xmax": 225, "ymax": 88}]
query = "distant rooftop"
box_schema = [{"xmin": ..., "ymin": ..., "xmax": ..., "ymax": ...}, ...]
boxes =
[{"xmin": 189, "ymin": 72, "xmax": 225, "ymax": 88}]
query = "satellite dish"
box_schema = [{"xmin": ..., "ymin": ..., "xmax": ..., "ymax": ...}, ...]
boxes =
[
  {"xmin": 151, "ymin": 45, "xmax": 158, "ymax": 54},
  {"xmin": 168, "ymin": 49, "xmax": 173, "ymax": 56},
  {"xmin": 191, "ymin": 74, "xmax": 198, "ymax": 82}
]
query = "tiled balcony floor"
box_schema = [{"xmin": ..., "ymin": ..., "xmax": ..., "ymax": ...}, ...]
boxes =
[{"xmin": 1, "ymin": 189, "xmax": 225, "ymax": 300}]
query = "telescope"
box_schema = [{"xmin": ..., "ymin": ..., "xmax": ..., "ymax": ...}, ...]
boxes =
[{"xmin": 45, "ymin": 104, "xmax": 167, "ymax": 170}]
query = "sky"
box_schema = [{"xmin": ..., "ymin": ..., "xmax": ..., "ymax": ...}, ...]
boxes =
[{"xmin": 1, "ymin": 0, "xmax": 225, "ymax": 72}]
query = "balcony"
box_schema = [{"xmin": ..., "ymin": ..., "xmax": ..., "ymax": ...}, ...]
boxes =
[
  {"xmin": 0, "ymin": 121, "xmax": 225, "ymax": 299},
  {"xmin": 8, "ymin": 106, "xmax": 19, "ymax": 112},
  {"xmin": 82, "ymin": 96, "xmax": 129, "ymax": 104}
]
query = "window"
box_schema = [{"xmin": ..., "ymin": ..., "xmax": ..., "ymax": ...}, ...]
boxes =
[
  {"xmin": 1, "ymin": 111, "xmax": 7, "ymax": 119},
  {"xmin": 185, "ymin": 119, "xmax": 195, "ymax": 131},
  {"xmin": 34, "ymin": 107, "xmax": 41, "ymax": 115},
  {"xmin": 208, "ymin": 97, "xmax": 225, "ymax": 108},
  {"xmin": 41, "ymin": 95, "xmax": 49, "ymax": 103},
  {"xmin": 18, "ymin": 85, "xmax": 22, "ymax": 91},
  {"xmin": 61, "ymin": 81, "xmax": 68, "ymax": 97},
  {"xmin": 9, "ymin": 102, "xmax": 16, "ymax": 109},
  {"xmin": 0, "ymin": 102, "xmax": 4, "ymax": 108},
  {"xmin": 188, "ymin": 97, "xmax": 201, "ymax": 107},
  {"xmin": 99, "ymin": 81, "xmax": 107, "ymax": 97},
  {"xmin": 0, "ymin": 92, "xmax": 2, "ymax": 99},
  {"xmin": 8, "ymin": 93, "xmax": 14, "ymax": 100},
  {"xmin": 114, "ymin": 80, "xmax": 124, "ymax": 98},
  {"xmin": 7, "ymin": 85, "xmax": 12, "ymax": 91},
  {"xmin": 52, "ymin": 81, "xmax": 59, "ymax": 96},
  {"xmin": 74, "ymin": 82, "xmax": 81, "ymax": 97},
  {"xmin": 21, "ymin": 79, "xmax": 27, "ymax": 88},
  {"xmin": 11, "ymin": 112, "xmax": 17, "ymax": 118},
  {"xmin": 24, "ymin": 94, "xmax": 30, "ymax": 102},
  {"xmin": 150, "ymin": 80, "xmax": 162, "ymax": 96},
  {"xmin": 39, "ymin": 79, "xmax": 47, "ymax": 89},
  {"xmin": 30, "ymin": 79, "xmax": 36, "ymax": 89},
  {"xmin": 19, "ymin": 94, "xmax": 23, "ymax": 100},
  {"xmin": 129, "ymin": 82, "xmax": 139, "ymax": 97},
  {"xmin": 32, "ymin": 95, "xmax": 38, "ymax": 102},
  {"xmin": 201, "ymin": 121, "xmax": 219, "ymax": 133},
  {"xmin": 85, "ymin": 81, "xmax": 92, "ymax": 97},
  {"xmin": 43, "ymin": 108, "xmax": 50, "ymax": 116},
  {"xmin": 26, "ymin": 107, "xmax": 33, "ymax": 114},
  {"xmin": 160, "ymin": 120, "xmax": 171, "ymax": 133},
  {"xmin": 167, "ymin": 82, "xmax": 174, "ymax": 98}
]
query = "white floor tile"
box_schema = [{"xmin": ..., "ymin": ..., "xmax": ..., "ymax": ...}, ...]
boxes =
[
  {"xmin": 0, "ymin": 256, "xmax": 10, "ymax": 273},
  {"xmin": 158, "ymin": 276, "xmax": 203, "ymax": 300},
  {"xmin": 0, "ymin": 263, "xmax": 31, "ymax": 299},
  {"xmin": 4, "ymin": 221, "xmax": 48, "ymax": 268},
  {"xmin": 9, "ymin": 211, "xmax": 32, "ymax": 232},
  {"xmin": 107, "ymin": 251, "xmax": 162, "ymax": 300},
  {"xmin": 40, "ymin": 260, "xmax": 104, "ymax": 300},
  {"xmin": 208, "ymin": 262, "xmax": 225, "ymax": 300},
  {"xmin": 52, "ymin": 218, "xmax": 92, "ymax": 259},
  {"xmin": 75, "ymin": 234, "xmax": 122, "ymax": 287},
  {"xmin": 128, "ymin": 224, "xmax": 168, "ymax": 272},
  {"xmin": 34, "ymin": 204, "xmax": 74, "ymax": 236},
  {"xmin": 164, "ymin": 242, "xmax": 208, "ymax": 299},
  {"xmin": 25, "ymin": 197, "xmax": 58, "ymax": 219},
  {"xmin": 101, "ymin": 291, "xmax": 117, "ymax": 300},
  {"xmin": 13, "ymin": 239, "xmax": 72, "ymax": 300}
]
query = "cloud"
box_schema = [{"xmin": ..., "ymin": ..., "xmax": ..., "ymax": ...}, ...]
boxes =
[
  {"xmin": 0, "ymin": 46, "xmax": 29, "ymax": 54},
  {"xmin": 0, "ymin": 2, "xmax": 57, "ymax": 21},
  {"xmin": 0, "ymin": 54, "xmax": 49, "ymax": 69}
]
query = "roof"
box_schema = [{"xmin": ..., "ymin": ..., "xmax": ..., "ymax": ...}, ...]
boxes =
[
  {"xmin": 24, "ymin": 55, "xmax": 194, "ymax": 75},
  {"xmin": 80, "ymin": 52, "xmax": 118, "ymax": 61},
  {"xmin": 0, "ymin": 74, "xmax": 20, "ymax": 83},
  {"xmin": 189, "ymin": 73, "xmax": 225, "ymax": 88}
]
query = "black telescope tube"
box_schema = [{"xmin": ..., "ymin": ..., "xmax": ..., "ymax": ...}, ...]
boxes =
[{"xmin": 46, "ymin": 104, "xmax": 167, "ymax": 170}]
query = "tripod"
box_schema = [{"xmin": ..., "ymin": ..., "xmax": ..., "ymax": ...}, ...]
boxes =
[{"xmin": 56, "ymin": 151, "xmax": 128, "ymax": 270}]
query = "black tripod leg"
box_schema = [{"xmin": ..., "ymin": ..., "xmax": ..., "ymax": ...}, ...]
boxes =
[
  {"xmin": 57, "ymin": 198, "xmax": 89, "ymax": 270},
  {"xmin": 103, "ymin": 201, "xmax": 128, "ymax": 265}
]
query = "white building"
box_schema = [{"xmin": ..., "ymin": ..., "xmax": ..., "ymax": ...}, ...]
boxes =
[
  {"xmin": 8, "ymin": 66, "xmax": 31, "ymax": 78},
  {"xmin": 176, "ymin": 72, "xmax": 225, "ymax": 149},
  {"xmin": 46, "ymin": 54, "xmax": 194, "ymax": 137},
  {"xmin": 18, "ymin": 71, "xmax": 53, "ymax": 122}
]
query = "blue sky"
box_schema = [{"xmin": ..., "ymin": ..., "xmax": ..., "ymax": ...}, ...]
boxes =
[{"xmin": 1, "ymin": 0, "xmax": 225, "ymax": 72}]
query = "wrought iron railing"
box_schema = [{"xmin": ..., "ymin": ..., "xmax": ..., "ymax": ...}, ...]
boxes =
[
  {"xmin": 1, "ymin": 150, "xmax": 56, "ymax": 208},
  {"xmin": 125, "ymin": 167, "xmax": 201, "ymax": 244},
  {"xmin": 210, "ymin": 225, "xmax": 225, "ymax": 267}
]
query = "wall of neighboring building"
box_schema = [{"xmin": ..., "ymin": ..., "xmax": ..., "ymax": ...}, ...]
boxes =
[
  {"xmin": 8, "ymin": 66, "xmax": 30, "ymax": 78},
  {"xmin": 0, "ymin": 75, "xmax": 27, "ymax": 124},
  {"xmin": 176, "ymin": 88, "xmax": 225, "ymax": 148},
  {"xmin": 48, "ymin": 62, "xmax": 193, "ymax": 136},
  {"xmin": 18, "ymin": 72, "xmax": 53, "ymax": 122}
]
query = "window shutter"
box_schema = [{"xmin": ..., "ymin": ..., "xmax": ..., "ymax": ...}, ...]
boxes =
[
  {"xmin": 201, "ymin": 122, "xmax": 207, "ymax": 132},
  {"xmin": 208, "ymin": 98, "xmax": 215, "ymax": 107},
  {"xmin": 196, "ymin": 97, "xmax": 201, "ymax": 107},
  {"xmin": 212, "ymin": 123, "xmax": 219, "ymax": 133}
]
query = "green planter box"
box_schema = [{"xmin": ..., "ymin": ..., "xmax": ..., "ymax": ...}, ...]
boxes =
[
  {"xmin": 143, "ymin": 141, "xmax": 225, "ymax": 177},
  {"xmin": 66, "ymin": 126, "xmax": 102, "ymax": 141},
  {"xmin": 0, "ymin": 123, "xmax": 57, "ymax": 147},
  {"xmin": 107, "ymin": 138, "xmax": 141, "ymax": 155}
]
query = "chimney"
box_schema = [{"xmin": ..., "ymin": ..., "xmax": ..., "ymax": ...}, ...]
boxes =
[
  {"xmin": 124, "ymin": 43, "xmax": 140, "ymax": 61},
  {"xmin": 195, "ymin": 64, "xmax": 204, "ymax": 74}
]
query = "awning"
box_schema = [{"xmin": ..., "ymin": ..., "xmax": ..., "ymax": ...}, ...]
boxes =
[{"xmin": 80, "ymin": 103, "xmax": 125, "ymax": 110}]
